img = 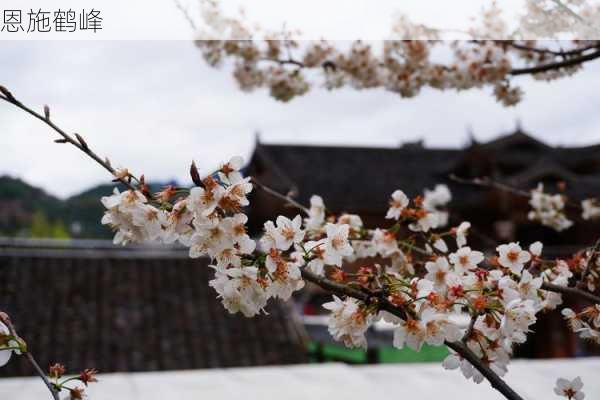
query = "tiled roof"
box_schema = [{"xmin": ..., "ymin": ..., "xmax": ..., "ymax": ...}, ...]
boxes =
[
  {"xmin": 0, "ymin": 239, "xmax": 308, "ymax": 377},
  {"xmin": 247, "ymin": 131, "xmax": 600, "ymax": 214},
  {"xmin": 249, "ymin": 143, "xmax": 461, "ymax": 213}
]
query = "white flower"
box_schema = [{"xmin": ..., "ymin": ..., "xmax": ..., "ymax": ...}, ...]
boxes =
[
  {"xmin": 416, "ymin": 278, "xmax": 435, "ymax": 299},
  {"xmin": 581, "ymin": 199, "xmax": 600, "ymax": 220},
  {"xmin": 209, "ymin": 266, "xmax": 268, "ymax": 317},
  {"xmin": 222, "ymin": 213, "xmax": 255, "ymax": 254},
  {"xmin": 498, "ymin": 276, "xmax": 521, "ymax": 305},
  {"xmin": 218, "ymin": 155, "xmax": 244, "ymax": 184},
  {"xmin": 422, "ymin": 184, "xmax": 451, "ymax": 227},
  {"xmin": 497, "ymin": 242, "xmax": 531, "ymax": 274},
  {"xmin": 337, "ymin": 214, "xmax": 363, "ymax": 233},
  {"xmin": 455, "ymin": 221, "xmax": 471, "ymax": 248},
  {"xmin": 162, "ymin": 198, "xmax": 194, "ymax": 245},
  {"xmin": 266, "ymin": 250, "xmax": 305, "ymax": 300},
  {"xmin": 423, "ymin": 184, "xmax": 451, "ymax": 210},
  {"xmin": 304, "ymin": 195, "xmax": 325, "ymax": 231},
  {"xmin": 323, "ymin": 296, "xmax": 371, "ymax": 349},
  {"xmin": 305, "ymin": 240, "xmax": 327, "ymax": 275},
  {"xmin": 448, "ymin": 246, "xmax": 484, "ymax": 273},
  {"xmin": 372, "ymin": 228, "xmax": 399, "ymax": 257},
  {"xmin": 393, "ymin": 307, "xmax": 462, "ymax": 351},
  {"xmin": 259, "ymin": 220, "xmax": 278, "ymax": 251},
  {"xmin": 324, "ymin": 223, "xmax": 354, "ymax": 266},
  {"xmin": 433, "ymin": 238, "xmax": 448, "ymax": 253},
  {"xmin": 101, "ymin": 189, "xmax": 163, "ymax": 245},
  {"xmin": 562, "ymin": 308, "xmax": 585, "ymax": 331},
  {"xmin": 554, "ymin": 377, "xmax": 585, "ymax": 400},
  {"xmin": 425, "ymin": 257, "xmax": 456, "ymax": 292},
  {"xmin": 188, "ymin": 185, "xmax": 224, "ymax": 217},
  {"xmin": 350, "ymin": 240, "xmax": 377, "ymax": 260},
  {"xmin": 517, "ymin": 270, "xmax": 543, "ymax": 302},
  {"xmin": 222, "ymin": 177, "xmax": 253, "ymax": 209},
  {"xmin": 409, "ymin": 211, "xmax": 439, "ymax": 233},
  {"xmin": 385, "ymin": 189, "xmax": 409, "ymax": 220},
  {"xmin": 500, "ymin": 299, "xmax": 537, "ymax": 343},
  {"xmin": 442, "ymin": 351, "xmax": 485, "ymax": 384},
  {"xmin": 529, "ymin": 241, "xmax": 543, "ymax": 257},
  {"xmin": 528, "ymin": 183, "xmax": 572, "ymax": 232},
  {"xmin": 474, "ymin": 315, "xmax": 500, "ymax": 340},
  {"xmin": 0, "ymin": 321, "xmax": 17, "ymax": 367},
  {"xmin": 273, "ymin": 215, "xmax": 305, "ymax": 251}
]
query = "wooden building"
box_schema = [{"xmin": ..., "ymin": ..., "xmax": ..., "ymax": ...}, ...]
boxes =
[{"xmin": 0, "ymin": 239, "xmax": 308, "ymax": 377}]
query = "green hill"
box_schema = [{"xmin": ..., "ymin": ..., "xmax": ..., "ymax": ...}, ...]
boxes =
[{"xmin": 0, "ymin": 176, "xmax": 179, "ymax": 239}]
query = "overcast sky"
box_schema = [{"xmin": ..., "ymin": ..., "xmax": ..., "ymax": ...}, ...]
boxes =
[{"xmin": 1, "ymin": 39, "xmax": 600, "ymax": 199}]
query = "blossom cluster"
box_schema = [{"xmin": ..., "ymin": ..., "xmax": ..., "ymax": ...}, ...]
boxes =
[
  {"xmin": 193, "ymin": 1, "xmax": 600, "ymax": 105},
  {"xmin": 562, "ymin": 305, "xmax": 600, "ymax": 344},
  {"xmin": 526, "ymin": 183, "xmax": 600, "ymax": 232},
  {"xmin": 1, "ymin": 319, "xmax": 98, "ymax": 399},
  {"xmin": 528, "ymin": 183, "xmax": 573, "ymax": 231},
  {"xmin": 96, "ymin": 155, "xmax": 600, "ymax": 396}
]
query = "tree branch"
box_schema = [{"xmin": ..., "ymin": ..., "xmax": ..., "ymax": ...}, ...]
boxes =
[
  {"xmin": 0, "ymin": 86, "xmax": 138, "ymax": 192},
  {"xmin": 0, "ymin": 313, "xmax": 59, "ymax": 400},
  {"xmin": 251, "ymin": 177, "xmax": 309, "ymax": 214},
  {"xmin": 542, "ymin": 282, "xmax": 600, "ymax": 304},
  {"xmin": 510, "ymin": 49, "xmax": 600, "ymax": 76}
]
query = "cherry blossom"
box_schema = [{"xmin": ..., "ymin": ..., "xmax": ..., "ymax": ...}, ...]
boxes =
[
  {"xmin": 454, "ymin": 221, "xmax": 471, "ymax": 248},
  {"xmin": 0, "ymin": 321, "xmax": 15, "ymax": 367},
  {"xmin": 554, "ymin": 377, "xmax": 585, "ymax": 400},
  {"xmin": 265, "ymin": 249, "xmax": 305, "ymax": 300},
  {"xmin": 581, "ymin": 198, "xmax": 600, "ymax": 220},
  {"xmin": 497, "ymin": 242, "xmax": 531, "ymax": 274},
  {"xmin": 393, "ymin": 307, "xmax": 462, "ymax": 351},
  {"xmin": 424, "ymin": 257, "xmax": 457, "ymax": 293},
  {"xmin": 304, "ymin": 195, "xmax": 326, "ymax": 232},
  {"xmin": 528, "ymin": 183, "xmax": 573, "ymax": 232},
  {"xmin": 323, "ymin": 296, "xmax": 372, "ymax": 349},
  {"xmin": 385, "ymin": 189, "xmax": 409, "ymax": 220},
  {"xmin": 323, "ymin": 223, "xmax": 354, "ymax": 266},
  {"xmin": 272, "ymin": 215, "xmax": 305, "ymax": 251},
  {"xmin": 449, "ymin": 246, "xmax": 484, "ymax": 273}
]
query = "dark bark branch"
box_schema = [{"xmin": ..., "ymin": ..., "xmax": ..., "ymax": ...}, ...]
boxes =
[
  {"xmin": 506, "ymin": 42, "xmax": 599, "ymax": 57},
  {"xmin": 506, "ymin": 41, "xmax": 599, "ymax": 57},
  {"xmin": 445, "ymin": 341, "xmax": 524, "ymax": 400},
  {"xmin": 510, "ymin": 49, "xmax": 600, "ymax": 76},
  {"xmin": 542, "ymin": 282, "xmax": 600, "ymax": 304}
]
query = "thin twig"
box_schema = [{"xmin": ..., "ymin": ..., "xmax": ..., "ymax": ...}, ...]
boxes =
[
  {"xmin": 505, "ymin": 41, "xmax": 599, "ymax": 57},
  {"xmin": 449, "ymin": 174, "xmax": 581, "ymax": 210},
  {"xmin": 251, "ymin": 177, "xmax": 309, "ymax": 214},
  {"xmin": 0, "ymin": 86, "xmax": 138, "ymax": 192},
  {"xmin": 0, "ymin": 313, "xmax": 59, "ymax": 400}
]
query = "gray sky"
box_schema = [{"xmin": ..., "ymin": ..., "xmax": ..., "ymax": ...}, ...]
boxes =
[{"xmin": 1, "ymin": 39, "xmax": 600, "ymax": 198}]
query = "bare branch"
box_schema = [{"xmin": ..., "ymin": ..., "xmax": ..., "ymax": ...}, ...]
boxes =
[
  {"xmin": 251, "ymin": 177, "xmax": 309, "ymax": 214},
  {"xmin": 0, "ymin": 313, "xmax": 59, "ymax": 400},
  {"xmin": 542, "ymin": 282, "xmax": 600, "ymax": 304},
  {"xmin": 0, "ymin": 87, "xmax": 138, "ymax": 192}
]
